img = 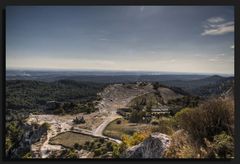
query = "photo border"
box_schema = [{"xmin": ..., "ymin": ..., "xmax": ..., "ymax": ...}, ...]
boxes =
[{"xmin": 0, "ymin": 0, "xmax": 239, "ymax": 164}]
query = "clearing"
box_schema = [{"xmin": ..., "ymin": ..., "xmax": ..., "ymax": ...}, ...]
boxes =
[{"xmin": 103, "ymin": 118, "xmax": 149, "ymax": 140}]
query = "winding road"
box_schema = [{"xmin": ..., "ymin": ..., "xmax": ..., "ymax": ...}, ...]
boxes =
[{"xmin": 30, "ymin": 83, "xmax": 154, "ymax": 158}]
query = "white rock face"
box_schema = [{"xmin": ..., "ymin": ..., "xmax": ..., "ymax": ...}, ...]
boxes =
[{"xmin": 122, "ymin": 133, "xmax": 170, "ymax": 158}]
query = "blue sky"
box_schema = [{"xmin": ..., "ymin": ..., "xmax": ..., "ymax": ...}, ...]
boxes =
[{"xmin": 6, "ymin": 6, "xmax": 234, "ymax": 74}]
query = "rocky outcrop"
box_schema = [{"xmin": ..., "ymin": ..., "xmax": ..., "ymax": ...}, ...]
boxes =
[
  {"xmin": 122, "ymin": 133, "xmax": 170, "ymax": 158},
  {"xmin": 9, "ymin": 123, "xmax": 48, "ymax": 158}
]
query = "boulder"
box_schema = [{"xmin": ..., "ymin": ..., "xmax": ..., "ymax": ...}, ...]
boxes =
[{"xmin": 122, "ymin": 133, "xmax": 170, "ymax": 158}]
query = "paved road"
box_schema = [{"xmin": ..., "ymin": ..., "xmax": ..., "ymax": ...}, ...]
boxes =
[{"xmin": 93, "ymin": 115, "xmax": 122, "ymax": 144}]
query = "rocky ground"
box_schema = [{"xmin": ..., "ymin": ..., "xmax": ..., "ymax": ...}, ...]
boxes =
[{"xmin": 122, "ymin": 133, "xmax": 171, "ymax": 158}]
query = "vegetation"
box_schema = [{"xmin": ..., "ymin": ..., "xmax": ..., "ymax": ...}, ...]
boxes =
[
  {"xmin": 49, "ymin": 132, "xmax": 98, "ymax": 147},
  {"xmin": 6, "ymin": 80, "xmax": 105, "ymax": 114},
  {"xmin": 5, "ymin": 78, "xmax": 234, "ymax": 159},
  {"xmin": 60, "ymin": 148, "xmax": 78, "ymax": 158},
  {"xmin": 73, "ymin": 116, "xmax": 86, "ymax": 124},
  {"xmin": 50, "ymin": 132, "xmax": 116, "ymax": 158},
  {"xmin": 112, "ymin": 130, "xmax": 150, "ymax": 158},
  {"xmin": 164, "ymin": 98, "xmax": 234, "ymax": 158},
  {"xmin": 175, "ymin": 99, "xmax": 234, "ymax": 142},
  {"xmin": 103, "ymin": 118, "xmax": 148, "ymax": 140},
  {"xmin": 5, "ymin": 80, "xmax": 105, "ymax": 158},
  {"xmin": 128, "ymin": 92, "xmax": 162, "ymax": 110},
  {"xmin": 151, "ymin": 117, "xmax": 177, "ymax": 135},
  {"xmin": 167, "ymin": 96, "xmax": 201, "ymax": 115},
  {"xmin": 41, "ymin": 122, "xmax": 51, "ymax": 130}
]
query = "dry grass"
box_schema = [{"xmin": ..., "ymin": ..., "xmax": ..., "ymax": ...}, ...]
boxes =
[
  {"xmin": 163, "ymin": 130, "xmax": 200, "ymax": 158},
  {"xmin": 49, "ymin": 131, "xmax": 98, "ymax": 148},
  {"xmin": 175, "ymin": 98, "xmax": 234, "ymax": 142},
  {"xmin": 103, "ymin": 118, "xmax": 149, "ymax": 140}
]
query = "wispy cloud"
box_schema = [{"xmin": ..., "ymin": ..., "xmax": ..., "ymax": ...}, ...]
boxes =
[
  {"xmin": 208, "ymin": 58, "xmax": 219, "ymax": 62},
  {"xmin": 208, "ymin": 53, "xmax": 226, "ymax": 62},
  {"xmin": 201, "ymin": 17, "xmax": 234, "ymax": 36},
  {"xmin": 207, "ymin": 17, "xmax": 225, "ymax": 23},
  {"xmin": 217, "ymin": 53, "xmax": 225, "ymax": 56}
]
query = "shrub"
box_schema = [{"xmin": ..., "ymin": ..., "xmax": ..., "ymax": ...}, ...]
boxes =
[
  {"xmin": 116, "ymin": 120, "xmax": 121, "ymax": 124},
  {"xmin": 122, "ymin": 130, "xmax": 150, "ymax": 147},
  {"xmin": 84, "ymin": 141, "xmax": 90, "ymax": 146},
  {"xmin": 94, "ymin": 149, "xmax": 101, "ymax": 157},
  {"xmin": 129, "ymin": 110, "xmax": 146, "ymax": 123},
  {"xmin": 99, "ymin": 138, "xmax": 105, "ymax": 144},
  {"xmin": 150, "ymin": 120, "xmax": 159, "ymax": 125},
  {"xmin": 204, "ymin": 132, "xmax": 234, "ymax": 158},
  {"xmin": 163, "ymin": 130, "xmax": 199, "ymax": 158},
  {"xmin": 106, "ymin": 142, "xmax": 113, "ymax": 151},
  {"xmin": 42, "ymin": 122, "xmax": 51, "ymax": 130},
  {"xmin": 64, "ymin": 148, "xmax": 78, "ymax": 158},
  {"xmin": 151, "ymin": 117, "xmax": 177, "ymax": 135},
  {"xmin": 112, "ymin": 143, "xmax": 127, "ymax": 158},
  {"xmin": 73, "ymin": 143, "xmax": 82, "ymax": 150},
  {"xmin": 175, "ymin": 99, "xmax": 234, "ymax": 143}
]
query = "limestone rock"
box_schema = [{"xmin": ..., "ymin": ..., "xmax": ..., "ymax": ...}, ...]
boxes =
[{"xmin": 122, "ymin": 133, "xmax": 170, "ymax": 158}]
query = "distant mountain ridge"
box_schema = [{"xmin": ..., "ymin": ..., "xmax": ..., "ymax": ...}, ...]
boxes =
[
  {"xmin": 192, "ymin": 76, "xmax": 234, "ymax": 98},
  {"xmin": 7, "ymin": 70, "xmax": 226, "ymax": 83}
]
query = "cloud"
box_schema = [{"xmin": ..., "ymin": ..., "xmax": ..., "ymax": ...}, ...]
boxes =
[
  {"xmin": 201, "ymin": 17, "xmax": 234, "ymax": 36},
  {"xmin": 217, "ymin": 53, "xmax": 225, "ymax": 56},
  {"xmin": 208, "ymin": 53, "xmax": 226, "ymax": 62},
  {"xmin": 207, "ymin": 17, "xmax": 225, "ymax": 23},
  {"xmin": 231, "ymin": 45, "xmax": 234, "ymax": 49},
  {"xmin": 208, "ymin": 58, "xmax": 219, "ymax": 62}
]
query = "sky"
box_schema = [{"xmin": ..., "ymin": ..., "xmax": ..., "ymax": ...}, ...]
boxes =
[{"xmin": 6, "ymin": 6, "xmax": 234, "ymax": 74}]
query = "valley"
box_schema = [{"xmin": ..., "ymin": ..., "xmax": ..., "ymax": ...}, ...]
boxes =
[{"xmin": 5, "ymin": 73, "xmax": 234, "ymax": 159}]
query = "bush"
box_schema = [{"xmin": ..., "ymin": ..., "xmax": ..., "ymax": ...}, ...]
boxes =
[
  {"xmin": 99, "ymin": 138, "xmax": 105, "ymax": 144},
  {"xmin": 106, "ymin": 142, "xmax": 113, "ymax": 151},
  {"xmin": 163, "ymin": 130, "xmax": 199, "ymax": 158},
  {"xmin": 175, "ymin": 99, "xmax": 234, "ymax": 143},
  {"xmin": 85, "ymin": 141, "xmax": 90, "ymax": 146},
  {"xmin": 94, "ymin": 149, "xmax": 101, "ymax": 157},
  {"xmin": 64, "ymin": 148, "xmax": 78, "ymax": 158},
  {"xmin": 129, "ymin": 110, "xmax": 146, "ymax": 123},
  {"xmin": 42, "ymin": 122, "xmax": 51, "ymax": 130},
  {"xmin": 150, "ymin": 120, "xmax": 159, "ymax": 125},
  {"xmin": 73, "ymin": 143, "xmax": 82, "ymax": 150},
  {"xmin": 151, "ymin": 117, "xmax": 177, "ymax": 135},
  {"xmin": 116, "ymin": 120, "xmax": 121, "ymax": 124},
  {"xmin": 112, "ymin": 143, "xmax": 127, "ymax": 158},
  {"xmin": 204, "ymin": 132, "xmax": 234, "ymax": 158},
  {"xmin": 122, "ymin": 130, "xmax": 150, "ymax": 147}
]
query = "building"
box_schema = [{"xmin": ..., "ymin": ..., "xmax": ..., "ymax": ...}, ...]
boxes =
[{"xmin": 151, "ymin": 106, "xmax": 170, "ymax": 115}]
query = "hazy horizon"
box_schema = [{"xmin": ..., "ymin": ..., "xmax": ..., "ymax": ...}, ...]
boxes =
[
  {"xmin": 6, "ymin": 67, "xmax": 234, "ymax": 76},
  {"xmin": 6, "ymin": 6, "xmax": 234, "ymax": 74}
]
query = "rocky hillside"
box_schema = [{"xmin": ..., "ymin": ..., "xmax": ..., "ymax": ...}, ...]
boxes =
[
  {"xmin": 157, "ymin": 87, "xmax": 184, "ymax": 104},
  {"xmin": 97, "ymin": 82, "xmax": 154, "ymax": 113},
  {"xmin": 192, "ymin": 77, "xmax": 234, "ymax": 98},
  {"xmin": 6, "ymin": 123, "xmax": 48, "ymax": 158},
  {"xmin": 128, "ymin": 84, "xmax": 185, "ymax": 108}
]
